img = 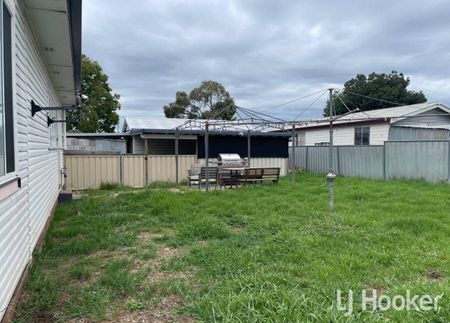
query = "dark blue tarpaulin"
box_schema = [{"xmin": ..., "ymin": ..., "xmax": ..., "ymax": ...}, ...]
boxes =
[{"xmin": 197, "ymin": 135, "xmax": 288, "ymax": 158}]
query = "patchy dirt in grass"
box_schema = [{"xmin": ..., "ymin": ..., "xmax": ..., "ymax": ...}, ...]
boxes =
[
  {"xmin": 103, "ymin": 295, "xmax": 195, "ymax": 323},
  {"xmin": 133, "ymin": 245, "xmax": 187, "ymax": 273},
  {"xmin": 138, "ymin": 231, "xmax": 165, "ymax": 243},
  {"xmin": 168, "ymin": 188, "xmax": 185, "ymax": 194},
  {"xmin": 365, "ymin": 284, "xmax": 386, "ymax": 296},
  {"xmin": 426, "ymin": 268, "xmax": 443, "ymax": 280}
]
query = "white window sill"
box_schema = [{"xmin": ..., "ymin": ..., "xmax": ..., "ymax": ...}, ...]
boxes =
[{"xmin": 0, "ymin": 176, "xmax": 21, "ymax": 202}]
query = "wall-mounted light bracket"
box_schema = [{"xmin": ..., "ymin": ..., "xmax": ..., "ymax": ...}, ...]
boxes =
[
  {"xmin": 31, "ymin": 100, "xmax": 79, "ymax": 117},
  {"xmin": 47, "ymin": 116, "xmax": 67, "ymax": 127}
]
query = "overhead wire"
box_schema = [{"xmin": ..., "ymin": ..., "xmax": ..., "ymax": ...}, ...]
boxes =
[
  {"xmin": 259, "ymin": 88, "xmax": 328, "ymax": 112},
  {"xmin": 294, "ymin": 90, "xmax": 328, "ymax": 121},
  {"xmin": 344, "ymin": 90, "xmax": 407, "ymax": 107}
]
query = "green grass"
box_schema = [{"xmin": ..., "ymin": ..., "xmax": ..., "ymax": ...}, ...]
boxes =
[{"xmin": 14, "ymin": 173, "xmax": 450, "ymax": 322}]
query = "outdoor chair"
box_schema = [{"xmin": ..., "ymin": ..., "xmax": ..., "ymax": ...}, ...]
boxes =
[
  {"xmin": 187, "ymin": 164, "xmax": 202, "ymax": 188},
  {"xmin": 219, "ymin": 169, "xmax": 242, "ymax": 188},
  {"xmin": 199, "ymin": 166, "xmax": 219, "ymax": 189}
]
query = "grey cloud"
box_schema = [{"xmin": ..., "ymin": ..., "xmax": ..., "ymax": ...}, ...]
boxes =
[{"xmin": 83, "ymin": 0, "xmax": 450, "ymax": 121}]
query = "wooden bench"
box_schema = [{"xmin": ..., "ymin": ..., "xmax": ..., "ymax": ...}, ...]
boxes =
[
  {"xmin": 240, "ymin": 167, "xmax": 280, "ymax": 185},
  {"xmin": 261, "ymin": 167, "xmax": 281, "ymax": 183}
]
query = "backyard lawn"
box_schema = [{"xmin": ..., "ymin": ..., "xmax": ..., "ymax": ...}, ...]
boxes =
[{"xmin": 14, "ymin": 173, "xmax": 449, "ymax": 322}]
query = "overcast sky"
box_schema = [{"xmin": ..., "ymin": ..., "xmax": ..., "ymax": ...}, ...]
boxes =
[{"xmin": 82, "ymin": 0, "xmax": 450, "ymax": 121}]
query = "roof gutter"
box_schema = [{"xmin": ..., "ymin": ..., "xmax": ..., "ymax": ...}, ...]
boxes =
[
  {"xmin": 66, "ymin": 0, "xmax": 82, "ymax": 105},
  {"xmin": 132, "ymin": 129, "xmax": 292, "ymax": 137}
]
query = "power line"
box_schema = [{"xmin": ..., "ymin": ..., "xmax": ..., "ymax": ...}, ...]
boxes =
[
  {"xmin": 260, "ymin": 88, "xmax": 328, "ymax": 112},
  {"xmin": 344, "ymin": 90, "xmax": 408, "ymax": 106},
  {"xmin": 237, "ymin": 105, "xmax": 288, "ymax": 123},
  {"xmin": 335, "ymin": 91, "xmax": 372, "ymax": 120},
  {"xmin": 294, "ymin": 90, "xmax": 328, "ymax": 121}
]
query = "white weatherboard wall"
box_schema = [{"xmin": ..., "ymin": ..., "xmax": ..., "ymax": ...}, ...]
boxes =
[
  {"xmin": 0, "ymin": 1, "xmax": 64, "ymax": 320},
  {"xmin": 303, "ymin": 123, "xmax": 390, "ymax": 146}
]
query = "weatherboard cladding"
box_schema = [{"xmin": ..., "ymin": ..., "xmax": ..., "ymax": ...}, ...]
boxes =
[
  {"xmin": 0, "ymin": 2, "xmax": 64, "ymax": 320},
  {"xmin": 303, "ymin": 123, "xmax": 390, "ymax": 146}
]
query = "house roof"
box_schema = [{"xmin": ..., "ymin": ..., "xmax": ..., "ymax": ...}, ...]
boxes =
[
  {"xmin": 24, "ymin": 0, "xmax": 82, "ymax": 105},
  {"xmin": 123, "ymin": 117, "xmax": 190, "ymax": 132},
  {"xmin": 297, "ymin": 102, "xmax": 450, "ymax": 129}
]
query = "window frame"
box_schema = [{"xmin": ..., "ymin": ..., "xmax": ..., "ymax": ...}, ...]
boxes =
[
  {"xmin": 354, "ymin": 126, "xmax": 370, "ymax": 146},
  {"xmin": 0, "ymin": 0, "xmax": 18, "ymax": 186}
]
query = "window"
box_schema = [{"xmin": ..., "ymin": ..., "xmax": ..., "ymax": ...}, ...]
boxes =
[
  {"xmin": 0, "ymin": 3, "xmax": 14, "ymax": 178},
  {"xmin": 354, "ymin": 127, "xmax": 370, "ymax": 145}
]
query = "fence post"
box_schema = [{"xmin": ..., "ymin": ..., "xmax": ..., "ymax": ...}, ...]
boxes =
[
  {"xmin": 305, "ymin": 146, "xmax": 309, "ymax": 172},
  {"xmin": 119, "ymin": 154, "xmax": 123, "ymax": 184},
  {"xmin": 336, "ymin": 146, "xmax": 341, "ymax": 175},
  {"xmin": 383, "ymin": 143, "xmax": 387, "ymax": 180},
  {"xmin": 144, "ymin": 139, "xmax": 149, "ymax": 186},
  {"xmin": 448, "ymin": 140, "xmax": 450, "ymax": 183},
  {"xmin": 175, "ymin": 131, "xmax": 179, "ymax": 184}
]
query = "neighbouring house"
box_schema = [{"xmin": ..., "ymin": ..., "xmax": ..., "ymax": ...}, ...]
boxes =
[
  {"xmin": 295, "ymin": 102, "xmax": 450, "ymax": 146},
  {"xmin": 0, "ymin": 1, "xmax": 81, "ymax": 321}
]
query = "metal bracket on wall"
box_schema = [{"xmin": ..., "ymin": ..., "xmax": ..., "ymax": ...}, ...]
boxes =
[
  {"xmin": 31, "ymin": 100, "xmax": 78, "ymax": 117},
  {"xmin": 47, "ymin": 116, "xmax": 67, "ymax": 127}
]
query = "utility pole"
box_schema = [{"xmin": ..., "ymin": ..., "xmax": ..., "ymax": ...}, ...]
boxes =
[{"xmin": 327, "ymin": 88, "xmax": 336, "ymax": 212}]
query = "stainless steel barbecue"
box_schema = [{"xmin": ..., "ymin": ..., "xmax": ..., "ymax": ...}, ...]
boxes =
[{"xmin": 217, "ymin": 153, "xmax": 245, "ymax": 168}]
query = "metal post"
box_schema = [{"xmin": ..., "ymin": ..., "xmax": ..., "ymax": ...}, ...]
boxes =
[
  {"xmin": 327, "ymin": 88, "xmax": 336, "ymax": 212},
  {"xmin": 144, "ymin": 138, "xmax": 149, "ymax": 186},
  {"xmin": 327, "ymin": 174, "xmax": 336, "ymax": 212},
  {"xmin": 205, "ymin": 121, "xmax": 209, "ymax": 191},
  {"xmin": 119, "ymin": 153, "xmax": 124, "ymax": 185},
  {"xmin": 247, "ymin": 130, "xmax": 251, "ymax": 166},
  {"xmin": 175, "ymin": 131, "xmax": 179, "ymax": 184},
  {"xmin": 383, "ymin": 143, "xmax": 387, "ymax": 180},
  {"xmin": 447, "ymin": 140, "xmax": 450, "ymax": 183},
  {"xmin": 329, "ymin": 88, "xmax": 334, "ymax": 173},
  {"xmin": 305, "ymin": 146, "xmax": 309, "ymax": 172},
  {"xmin": 291, "ymin": 124, "xmax": 296, "ymax": 183}
]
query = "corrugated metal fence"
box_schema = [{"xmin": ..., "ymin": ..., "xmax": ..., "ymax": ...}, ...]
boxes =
[
  {"xmin": 290, "ymin": 140, "xmax": 450, "ymax": 182},
  {"xmin": 65, "ymin": 155, "xmax": 196, "ymax": 190}
]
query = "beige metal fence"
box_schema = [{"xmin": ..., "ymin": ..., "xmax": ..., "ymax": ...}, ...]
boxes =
[{"xmin": 65, "ymin": 155, "xmax": 197, "ymax": 190}]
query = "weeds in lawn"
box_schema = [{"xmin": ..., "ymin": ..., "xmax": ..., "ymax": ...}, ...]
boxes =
[{"xmin": 14, "ymin": 173, "xmax": 450, "ymax": 322}]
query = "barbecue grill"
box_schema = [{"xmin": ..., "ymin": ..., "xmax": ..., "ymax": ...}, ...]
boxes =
[{"xmin": 217, "ymin": 153, "xmax": 245, "ymax": 167}]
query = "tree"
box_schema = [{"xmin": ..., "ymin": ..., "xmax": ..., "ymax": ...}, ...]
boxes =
[
  {"xmin": 67, "ymin": 55, "xmax": 120, "ymax": 132},
  {"xmin": 324, "ymin": 71, "xmax": 427, "ymax": 116},
  {"xmin": 163, "ymin": 80, "xmax": 236, "ymax": 120}
]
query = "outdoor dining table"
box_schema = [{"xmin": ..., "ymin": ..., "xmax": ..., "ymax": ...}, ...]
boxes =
[{"xmin": 221, "ymin": 167, "xmax": 247, "ymax": 188}]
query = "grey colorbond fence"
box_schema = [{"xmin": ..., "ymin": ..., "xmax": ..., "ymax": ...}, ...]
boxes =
[{"xmin": 290, "ymin": 140, "xmax": 450, "ymax": 183}]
